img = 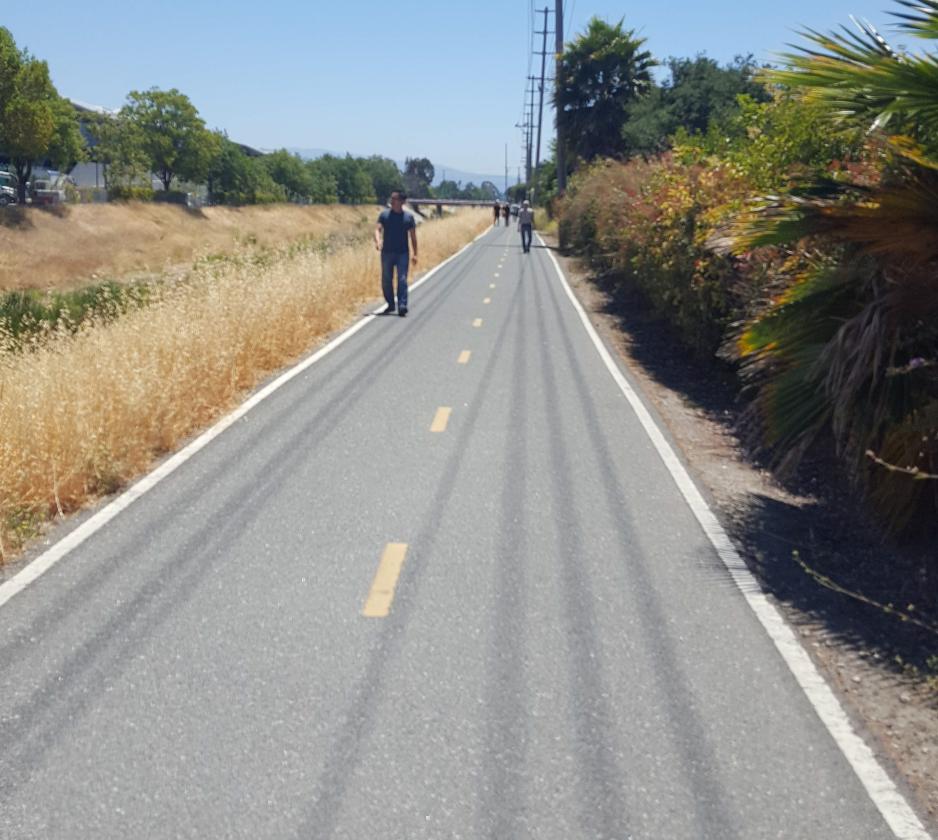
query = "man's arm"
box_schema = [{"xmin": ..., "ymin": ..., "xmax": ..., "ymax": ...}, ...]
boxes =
[
  {"xmin": 409, "ymin": 226, "xmax": 418, "ymax": 264},
  {"xmin": 374, "ymin": 222, "xmax": 383, "ymax": 251}
]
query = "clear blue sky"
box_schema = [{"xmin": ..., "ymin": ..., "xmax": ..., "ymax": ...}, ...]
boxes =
[{"xmin": 4, "ymin": 0, "xmax": 890, "ymax": 178}]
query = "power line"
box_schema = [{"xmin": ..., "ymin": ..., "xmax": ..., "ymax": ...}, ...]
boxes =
[{"xmin": 518, "ymin": 5, "xmax": 555, "ymax": 198}]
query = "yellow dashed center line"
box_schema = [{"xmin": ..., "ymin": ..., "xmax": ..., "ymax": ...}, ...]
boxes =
[
  {"xmin": 494, "ymin": 273, "xmax": 500, "ymax": 278},
  {"xmin": 490, "ymin": 283, "xmax": 496, "ymax": 289},
  {"xmin": 430, "ymin": 406, "xmax": 452, "ymax": 433},
  {"xmin": 483, "ymin": 297, "xmax": 491, "ymax": 304},
  {"xmin": 457, "ymin": 350, "xmax": 471, "ymax": 364},
  {"xmin": 473, "ymin": 318, "xmax": 483, "ymax": 327},
  {"xmin": 363, "ymin": 543, "xmax": 408, "ymax": 618}
]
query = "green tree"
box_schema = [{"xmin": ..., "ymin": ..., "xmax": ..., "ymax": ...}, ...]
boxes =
[
  {"xmin": 556, "ymin": 17, "xmax": 655, "ymax": 162},
  {"xmin": 122, "ymin": 88, "xmax": 218, "ymax": 191},
  {"xmin": 87, "ymin": 112, "xmax": 149, "ymax": 190},
  {"xmin": 434, "ymin": 179, "xmax": 462, "ymax": 199},
  {"xmin": 262, "ymin": 149, "xmax": 314, "ymax": 201},
  {"xmin": 0, "ymin": 31, "xmax": 83, "ymax": 203},
  {"xmin": 361, "ymin": 155, "xmax": 402, "ymax": 204},
  {"xmin": 208, "ymin": 136, "xmax": 284, "ymax": 205},
  {"xmin": 47, "ymin": 98, "xmax": 84, "ymax": 172},
  {"xmin": 622, "ymin": 55, "xmax": 767, "ymax": 157},
  {"xmin": 305, "ymin": 158, "xmax": 339, "ymax": 203},
  {"xmin": 478, "ymin": 180, "xmax": 501, "ymax": 200},
  {"xmin": 3, "ymin": 62, "xmax": 55, "ymax": 203},
  {"xmin": 319, "ymin": 155, "xmax": 373, "ymax": 203},
  {"xmin": 506, "ymin": 183, "xmax": 528, "ymax": 203},
  {"xmin": 676, "ymin": 91, "xmax": 860, "ymax": 191},
  {"xmin": 0, "ymin": 27, "xmax": 19, "ymax": 110},
  {"xmin": 403, "ymin": 157, "xmax": 434, "ymax": 197}
]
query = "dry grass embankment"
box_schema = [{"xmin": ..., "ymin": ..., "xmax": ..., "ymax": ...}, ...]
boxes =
[
  {"xmin": 0, "ymin": 208, "xmax": 489, "ymax": 559},
  {"xmin": 0, "ymin": 203, "xmax": 378, "ymax": 292}
]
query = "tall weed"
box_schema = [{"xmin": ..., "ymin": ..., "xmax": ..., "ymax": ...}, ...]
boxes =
[{"xmin": 0, "ymin": 210, "xmax": 489, "ymax": 560}]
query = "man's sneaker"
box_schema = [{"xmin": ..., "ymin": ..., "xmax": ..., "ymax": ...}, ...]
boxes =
[
  {"xmin": 382, "ymin": 304, "xmax": 396, "ymax": 315},
  {"xmin": 398, "ymin": 306, "xmax": 408, "ymax": 317}
]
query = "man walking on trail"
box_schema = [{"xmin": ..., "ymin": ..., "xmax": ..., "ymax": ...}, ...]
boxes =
[
  {"xmin": 493, "ymin": 202, "xmax": 500, "ymax": 226},
  {"xmin": 518, "ymin": 199, "xmax": 534, "ymax": 253},
  {"xmin": 375, "ymin": 190, "xmax": 417, "ymax": 317},
  {"xmin": 502, "ymin": 202, "xmax": 510, "ymax": 226}
]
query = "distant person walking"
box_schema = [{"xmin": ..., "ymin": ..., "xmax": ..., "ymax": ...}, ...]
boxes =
[
  {"xmin": 502, "ymin": 202, "xmax": 510, "ymax": 226},
  {"xmin": 518, "ymin": 199, "xmax": 534, "ymax": 253},
  {"xmin": 374, "ymin": 190, "xmax": 417, "ymax": 317},
  {"xmin": 493, "ymin": 202, "xmax": 500, "ymax": 226}
]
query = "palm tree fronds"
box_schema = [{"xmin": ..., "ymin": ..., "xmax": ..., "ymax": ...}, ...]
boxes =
[
  {"xmin": 892, "ymin": 0, "xmax": 938, "ymax": 39},
  {"xmin": 732, "ymin": 166, "xmax": 938, "ymax": 266},
  {"xmin": 728, "ymin": 0, "xmax": 938, "ymax": 531},
  {"xmin": 868, "ymin": 400, "xmax": 938, "ymax": 530},
  {"xmin": 886, "ymin": 134, "xmax": 938, "ymax": 169}
]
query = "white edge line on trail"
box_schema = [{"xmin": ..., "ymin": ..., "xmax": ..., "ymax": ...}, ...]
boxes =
[
  {"xmin": 539, "ymin": 234, "xmax": 931, "ymax": 840},
  {"xmin": 0, "ymin": 225, "xmax": 493, "ymax": 612}
]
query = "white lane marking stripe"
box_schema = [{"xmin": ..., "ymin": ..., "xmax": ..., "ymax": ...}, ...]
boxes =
[
  {"xmin": 0, "ymin": 226, "xmax": 494, "ymax": 610},
  {"xmin": 538, "ymin": 233, "xmax": 931, "ymax": 840}
]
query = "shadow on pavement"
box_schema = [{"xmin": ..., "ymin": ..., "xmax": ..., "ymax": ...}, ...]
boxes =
[{"xmin": 588, "ymin": 268, "xmax": 938, "ymax": 680}]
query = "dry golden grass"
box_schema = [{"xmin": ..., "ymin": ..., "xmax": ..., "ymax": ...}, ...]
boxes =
[
  {"xmin": 0, "ymin": 202, "xmax": 378, "ymax": 291},
  {"xmin": 0, "ymin": 208, "xmax": 489, "ymax": 559}
]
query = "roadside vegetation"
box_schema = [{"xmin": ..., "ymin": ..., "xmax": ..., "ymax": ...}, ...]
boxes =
[
  {"xmin": 0, "ymin": 203, "xmax": 382, "ymax": 340},
  {"xmin": 550, "ymin": 4, "xmax": 938, "ymax": 581},
  {"xmin": 0, "ymin": 208, "xmax": 488, "ymax": 559},
  {"xmin": 0, "ymin": 22, "xmax": 495, "ymax": 561}
]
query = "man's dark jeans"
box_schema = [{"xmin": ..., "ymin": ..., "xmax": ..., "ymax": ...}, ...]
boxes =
[
  {"xmin": 520, "ymin": 224, "xmax": 533, "ymax": 252},
  {"xmin": 381, "ymin": 251, "xmax": 409, "ymax": 309}
]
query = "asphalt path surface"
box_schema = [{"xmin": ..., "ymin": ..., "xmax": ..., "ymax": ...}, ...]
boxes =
[{"xmin": 0, "ymin": 224, "xmax": 916, "ymax": 838}]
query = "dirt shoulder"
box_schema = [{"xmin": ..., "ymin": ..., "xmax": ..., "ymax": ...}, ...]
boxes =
[
  {"xmin": 545, "ymin": 236, "xmax": 938, "ymax": 834},
  {"xmin": 0, "ymin": 202, "xmax": 379, "ymax": 292}
]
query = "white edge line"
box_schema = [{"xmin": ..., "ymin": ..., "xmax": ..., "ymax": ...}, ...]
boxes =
[
  {"xmin": 0, "ymin": 225, "xmax": 493, "ymax": 611},
  {"xmin": 537, "ymin": 233, "xmax": 931, "ymax": 840}
]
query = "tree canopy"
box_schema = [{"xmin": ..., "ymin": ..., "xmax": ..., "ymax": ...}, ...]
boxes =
[
  {"xmin": 622, "ymin": 55, "xmax": 768, "ymax": 157},
  {"xmin": 121, "ymin": 88, "xmax": 219, "ymax": 191},
  {"xmin": 361, "ymin": 156, "xmax": 402, "ymax": 204},
  {"xmin": 404, "ymin": 157, "xmax": 434, "ymax": 197},
  {"xmin": 556, "ymin": 17, "xmax": 655, "ymax": 161},
  {"xmin": 0, "ymin": 27, "xmax": 83, "ymax": 202}
]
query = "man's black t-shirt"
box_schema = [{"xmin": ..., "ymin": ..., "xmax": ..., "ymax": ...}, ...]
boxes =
[{"xmin": 378, "ymin": 208, "xmax": 416, "ymax": 253}]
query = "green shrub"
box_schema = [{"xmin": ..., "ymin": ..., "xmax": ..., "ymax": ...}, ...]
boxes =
[
  {"xmin": 560, "ymin": 156, "xmax": 753, "ymax": 357},
  {"xmin": 108, "ymin": 185, "xmax": 154, "ymax": 201},
  {"xmin": 0, "ymin": 280, "xmax": 153, "ymax": 348}
]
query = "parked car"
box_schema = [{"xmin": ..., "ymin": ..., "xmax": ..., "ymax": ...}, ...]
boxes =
[
  {"xmin": 30, "ymin": 179, "xmax": 66, "ymax": 206},
  {"xmin": 0, "ymin": 171, "xmax": 16, "ymax": 206}
]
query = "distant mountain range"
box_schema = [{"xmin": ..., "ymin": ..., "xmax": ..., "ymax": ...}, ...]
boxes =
[{"xmin": 285, "ymin": 147, "xmax": 509, "ymax": 192}]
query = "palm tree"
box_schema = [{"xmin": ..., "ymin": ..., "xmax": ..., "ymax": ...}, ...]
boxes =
[
  {"xmin": 729, "ymin": 0, "xmax": 938, "ymax": 531},
  {"xmin": 555, "ymin": 17, "xmax": 656, "ymax": 162}
]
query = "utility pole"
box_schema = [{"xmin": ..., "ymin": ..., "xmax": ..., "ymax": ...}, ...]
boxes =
[
  {"xmin": 534, "ymin": 6, "xmax": 550, "ymax": 190},
  {"xmin": 525, "ymin": 76, "xmax": 537, "ymax": 189},
  {"xmin": 555, "ymin": 0, "xmax": 565, "ymax": 194},
  {"xmin": 515, "ymin": 117, "xmax": 529, "ymax": 191}
]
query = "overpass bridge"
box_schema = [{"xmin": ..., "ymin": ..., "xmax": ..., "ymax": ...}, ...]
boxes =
[{"xmin": 406, "ymin": 197, "xmax": 504, "ymax": 217}]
